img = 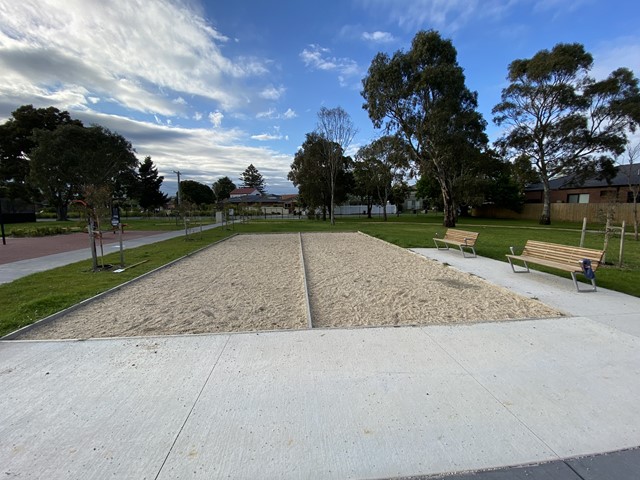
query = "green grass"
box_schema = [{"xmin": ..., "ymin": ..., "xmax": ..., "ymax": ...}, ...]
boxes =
[
  {"xmin": 0, "ymin": 227, "xmax": 235, "ymax": 337},
  {"xmin": 1, "ymin": 214, "xmax": 638, "ymax": 338},
  {"xmin": 4, "ymin": 216, "xmax": 215, "ymax": 235}
]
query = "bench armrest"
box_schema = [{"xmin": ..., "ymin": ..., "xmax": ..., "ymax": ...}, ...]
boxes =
[{"xmin": 509, "ymin": 246, "xmax": 517, "ymax": 255}]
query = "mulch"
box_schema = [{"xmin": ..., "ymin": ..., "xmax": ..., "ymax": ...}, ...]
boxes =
[{"xmin": 0, "ymin": 230, "xmax": 164, "ymax": 265}]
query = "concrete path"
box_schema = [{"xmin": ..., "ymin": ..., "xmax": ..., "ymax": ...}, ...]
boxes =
[
  {"xmin": 0, "ymin": 223, "xmax": 223, "ymax": 284},
  {"xmin": 1, "ymin": 246, "xmax": 639, "ymax": 479}
]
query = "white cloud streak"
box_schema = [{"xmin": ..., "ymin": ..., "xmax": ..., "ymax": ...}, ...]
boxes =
[
  {"xmin": 0, "ymin": 0, "xmax": 270, "ymax": 115},
  {"xmin": 70, "ymin": 110, "xmax": 295, "ymax": 194},
  {"xmin": 362, "ymin": 31, "xmax": 395, "ymax": 43},
  {"xmin": 299, "ymin": 44, "xmax": 362, "ymax": 82}
]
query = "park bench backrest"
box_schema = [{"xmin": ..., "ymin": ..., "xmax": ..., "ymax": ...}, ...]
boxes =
[
  {"xmin": 521, "ymin": 240, "xmax": 604, "ymax": 270},
  {"xmin": 444, "ymin": 229, "xmax": 479, "ymax": 246}
]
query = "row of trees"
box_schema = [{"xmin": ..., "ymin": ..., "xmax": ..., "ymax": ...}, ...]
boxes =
[
  {"xmin": 0, "ymin": 104, "xmax": 271, "ymax": 219},
  {"xmin": 360, "ymin": 31, "xmax": 640, "ymax": 226},
  {"xmin": 0, "ymin": 105, "xmax": 169, "ymax": 220},
  {"xmin": 292, "ymin": 31, "xmax": 640, "ymax": 227},
  {"xmin": 179, "ymin": 164, "xmax": 266, "ymax": 207}
]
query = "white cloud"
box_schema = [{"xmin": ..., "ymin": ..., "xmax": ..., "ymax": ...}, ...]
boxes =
[
  {"xmin": 362, "ymin": 31, "xmax": 395, "ymax": 43},
  {"xmin": 209, "ymin": 110, "xmax": 224, "ymax": 127},
  {"xmin": 300, "ymin": 44, "xmax": 362, "ymax": 82},
  {"xmin": 251, "ymin": 133, "xmax": 283, "ymax": 141},
  {"xmin": 69, "ymin": 110, "xmax": 295, "ymax": 194},
  {"xmin": 193, "ymin": 112, "xmax": 203, "ymax": 121},
  {"xmin": 256, "ymin": 109, "xmax": 278, "ymax": 119},
  {"xmin": 591, "ymin": 37, "xmax": 640, "ymax": 81},
  {"xmin": 260, "ymin": 85, "xmax": 286, "ymax": 100},
  {"xmin": 0, "ymin": 0, "xmax": 271, "ymax": 116},
  {"xmin": 283, "ymin": 108, "xmax": 297, "ymax": 119},
  {"xmin": 256, "ymin": 108, "xmax": 298, "ymax": 120},
  {"xmin": 356, "ymin": 0, "xmax": 515, "ymax": 32}
]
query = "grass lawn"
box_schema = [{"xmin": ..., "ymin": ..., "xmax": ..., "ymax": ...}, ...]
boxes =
[
  {"xmin": 6, "ymin": 216, "xmax": 216, "ymax": 235},
  {"xmin": 1, "ymin": 214, "xmax": 638, "ymax": 338}
]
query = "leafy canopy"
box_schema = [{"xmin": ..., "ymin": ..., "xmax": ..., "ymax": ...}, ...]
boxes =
[{"xmin": 362, "ymin": 30, "xmax": 487, "ymax": 227}]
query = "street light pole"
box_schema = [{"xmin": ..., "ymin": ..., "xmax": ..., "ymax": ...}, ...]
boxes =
[{"xmin": 172, "ymin": 170, "xmax": 181, "ymax": 207}]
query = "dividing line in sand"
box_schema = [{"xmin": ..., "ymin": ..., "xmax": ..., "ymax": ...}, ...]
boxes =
[{"xmin": 298, "ymin": 232, "xmax": 313, "ymax": 329}]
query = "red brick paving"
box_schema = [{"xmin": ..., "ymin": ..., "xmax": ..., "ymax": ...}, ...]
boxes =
[{"xmin": 0, "ymin": 230, "xmax": 165, "ymax": 265}]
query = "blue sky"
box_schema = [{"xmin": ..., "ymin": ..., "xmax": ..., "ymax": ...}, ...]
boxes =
[{"xmin": 0, "ymin": 0, "xmax": 638, "ymax": 196}]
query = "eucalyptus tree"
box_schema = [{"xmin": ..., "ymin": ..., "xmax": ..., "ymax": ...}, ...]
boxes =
[
  {"xmin": 0, "ymin": 105, "xmax": 82, "ymax": 201},
  {"xmin": 493, "ymin": 43, "xmax": 640, "ymax": 224},
  {"xmin": 212, "ymin": 176, "xmax": 236, "ymax": 202},
  {"xmin": 354, "ymin": 135, "xmax": 409, "ymax": 220},
  {"xmin": 288, "ymin": 132, "xmax": 352, "ymax": 219},
  {"xmin": 179, "ymin": 180, "xmax": 214, "ymax": 206},
  {"xmin": 362, "ymin": 30, "xmax": 487, "ymax": 227},
  {"xmin": 29, "ymin": 124, "xmax": 138, "ymax": 220}
]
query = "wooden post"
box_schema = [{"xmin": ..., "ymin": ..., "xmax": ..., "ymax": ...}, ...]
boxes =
[
  {"xmin": 619, "ymin": 221, "xmax": 626, "ymax": 267},
  {"xmin": 580, "ymin": 217, "xmax": 587, "ymax": 247},
  {"xmin": 603, "ymin": 218, "xmax": 611, "ymax": 264}
]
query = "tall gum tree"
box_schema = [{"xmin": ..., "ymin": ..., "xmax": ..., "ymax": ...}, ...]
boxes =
[
  {"xmin": 361, "ymin": 30, "xmax": 487, "ymax": 227},
  {"xmin": 355, "ymin": 135, "xmax": 409, "ymax": 221},
  {"xmin": 492, "ymin": 43, "xmax": 640, "ymax": 224}
]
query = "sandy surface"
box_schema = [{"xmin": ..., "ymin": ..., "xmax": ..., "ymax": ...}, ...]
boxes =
[
  {"xmin": 302, "ymin": 232, "xmax": 561, "ymax": 327},
  {"xmin": 17, "ymin": 232, "xmax": 562, "ymax": 340},
  {"xmin": 19, "ymin": 234, "xmax": 307, "ymax": 339}
]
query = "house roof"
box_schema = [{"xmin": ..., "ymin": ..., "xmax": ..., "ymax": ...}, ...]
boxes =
[
  {"xmin": 526, "ymin": 164, "xmax": 640, "ymax": 191},
  {"xmin": 230, "ymin": 187, "xmax": 260, "ymax": 195},
  {"xmin": 226, "ymin": 194, "xmax": 284, "ymax": 204},
  {"xmin": 279, "ymin": 194, "xmax": 299, "ymax": 201}
]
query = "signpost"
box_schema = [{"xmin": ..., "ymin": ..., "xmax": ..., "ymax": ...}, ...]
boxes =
[{"xmin": 111, "ymin": 206, "xmax": 124, "ymax": 267}]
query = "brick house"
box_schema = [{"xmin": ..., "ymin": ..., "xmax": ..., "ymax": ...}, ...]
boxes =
[{"xmin": 525, "ymin": 165, "xmax": 640, "ymax": 204}]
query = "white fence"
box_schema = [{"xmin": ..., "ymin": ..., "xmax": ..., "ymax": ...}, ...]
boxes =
[{"xmin": 334, "ymin": 204, "xmax": 397, "ymax": 215}]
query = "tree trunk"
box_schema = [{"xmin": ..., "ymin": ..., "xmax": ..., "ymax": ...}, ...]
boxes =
[
  {"xmin": 539, "ymin": 177, "xmax": 552, "ymax": 225},
  {"xmin": 56, "ymin": 204, "xmax": 68, "ymax": 221},
  {"xmin": 633, "ymin": 190, "xmax": 638, "ymax": 241},
  {"xmin": 441, "ymin": 184, "xmax": 456, "ymax": 227},
  {"xmin": 330, "ymin": 179, "xmax": 335, "ymax": 225}
]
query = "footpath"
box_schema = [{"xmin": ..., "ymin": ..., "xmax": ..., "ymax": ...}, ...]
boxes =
[
  {"xmin": 0, "ymin": 224, "xmax": 222, "ymax": 284},
  {"xmin": 0, "ymin": 232, "xmax": 639, "ymax": 479}
]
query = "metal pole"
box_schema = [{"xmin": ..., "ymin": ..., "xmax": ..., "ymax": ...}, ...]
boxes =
[
  {"xmin": 0, "ymin": 200, "xmax": 6, "ymax": 245},
  {"xmin": 119, "ymin": 223, "xmax": 125, "ymax": 267},
  {"xmin": 619, "ymin": 221, "xmax": 626, "ymax": 267},
  {"xmin": 172, "ymin": 170, "xmax": 181, "ymax": 207}
]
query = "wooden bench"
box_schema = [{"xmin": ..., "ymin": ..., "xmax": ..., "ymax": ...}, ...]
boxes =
[
  {"xmin": 506, "ymin": 240, "xmax": 605, "ymax": 292},
  {"xmin": 433, "ymin": 229, "xmax": 479, "ymax": 258}
]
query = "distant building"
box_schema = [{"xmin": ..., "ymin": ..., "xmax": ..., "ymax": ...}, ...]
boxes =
[
  {"xmin": 525, "ymin": 165, "xmax": 640, "ymax": 204},
  {"xmin": 229, "ymin": 187, "xmax": 261, "ymax": 198},
  {"xmin": 225, "ymin": 193, "xmax": 299, "ymax": 214},
  {"xmin": 403, "ymin": 187, "xmax": 425, "ymax": 212}
]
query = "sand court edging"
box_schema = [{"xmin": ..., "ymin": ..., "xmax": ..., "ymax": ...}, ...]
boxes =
[
  {"xmin": 2, "ymin": 234, "xmax": 239, "ymax": 340},
  {"xmin": 13, "ymin": 232, "xmax": 563, "ymax": 340}
]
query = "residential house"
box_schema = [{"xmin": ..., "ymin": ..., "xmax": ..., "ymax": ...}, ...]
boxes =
[
  {"xmin": 229, "ymin": 187, "xmax": 261, "ymax": 198},
  {"xmin": 225, "ymin": 193, "xmax": 299, "ymax": 214},
  {"xmin": 525, "ymin": 165, "xmax": 640, "ymax": 204}
]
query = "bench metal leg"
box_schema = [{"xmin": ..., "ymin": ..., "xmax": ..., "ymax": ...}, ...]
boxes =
[
  {"xmin": 507, "ymin": 257, "xmax": 529, "ymax": 273},
  {"xmin": 571, "ymin": 272, "xmax": 597, "ymax": 292},
  {"xmin": 434, "ymin": 239, "xmax": 450, "ymax": 251},
  {"xmin": 459, "ymin": 245, "xmax": 476, "ymax": 258}
]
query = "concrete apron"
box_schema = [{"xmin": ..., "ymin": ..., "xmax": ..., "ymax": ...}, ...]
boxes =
[{"xmin": 2, "ymin": 316, "xmax": 640, "ymax": 479}]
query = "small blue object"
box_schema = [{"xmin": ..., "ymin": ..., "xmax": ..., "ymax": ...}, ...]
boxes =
[{"xmin": 582, "ymin": 259, "xmax": 595, "ymax": 279}]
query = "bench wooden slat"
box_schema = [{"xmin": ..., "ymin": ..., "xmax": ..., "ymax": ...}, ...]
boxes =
[
  {"xmin": 506, "ymin": 240, "xmax": 604, "ymax": 292},
  {"xmin": 433, "ymin": 228, "xmax": 479, "ymax": 258}
]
